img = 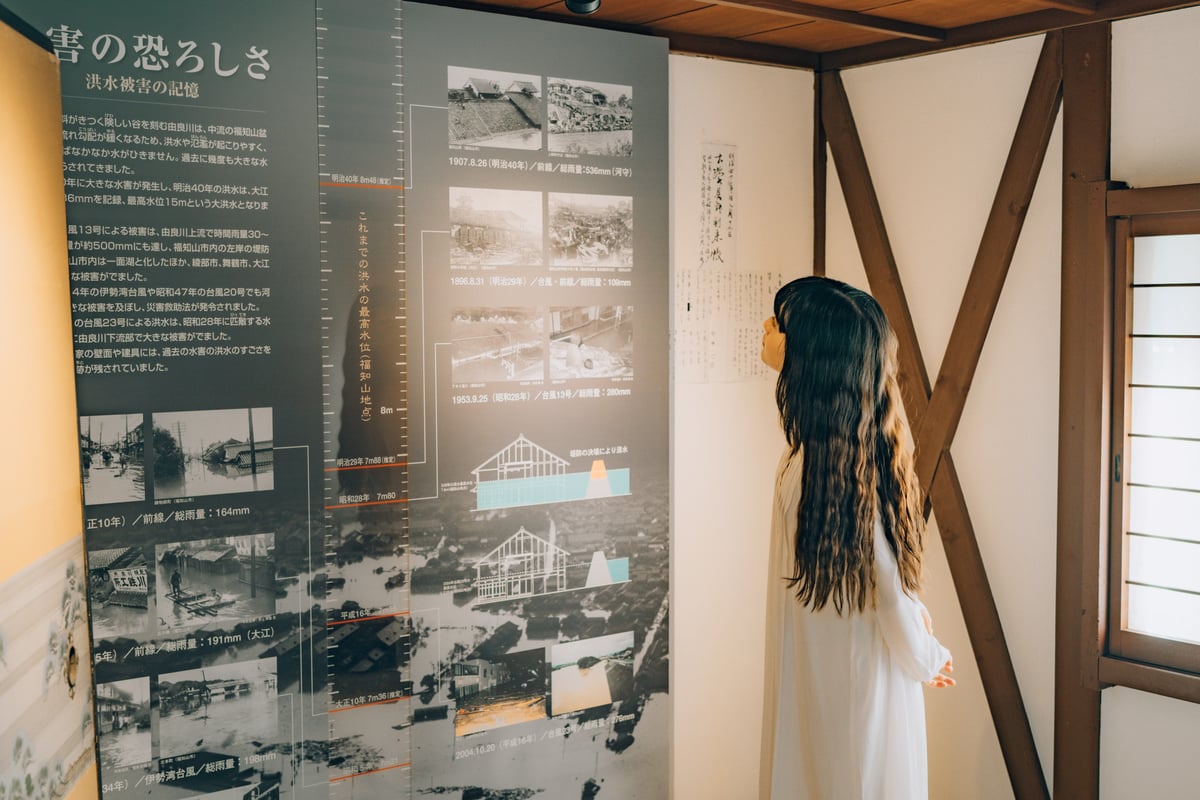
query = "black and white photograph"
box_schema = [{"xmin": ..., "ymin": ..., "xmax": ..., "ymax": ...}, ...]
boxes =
[
  {"xmin": 448, "ymin": 66, "xmax": 542, "ymax": 151},
  {"xmin": 549, "ymin": 306, "xmax": 634, "ymax": 380},
  {"xmin": 547, "ymin": 77, "xmax": 632, "ymax": 157},
  {"xmin": 549, "ymin": 631, "xmax": 634, "ymax": 716},
  {"xmin": 87, "ymin": 545, "xmax": 150, "ymax": 640},
  {"xmin": 155, "ymin": 533, "xmax": 275, "ymax": 635},
  {"xmin": 452, "ymin": 646, "xmax": 547, "ymax": 736},
  {"xmin": 450, "ymin": 186, "xmax": 543, "ymax": 268},
  {"xmin": 328, "ymin": 612, "xmax": 413, "ymax": 707},
  {"xmin": 326, "ymin": 699, "xmax": 412, "ymax": 783},
  {"xmin": 152, "ymin": 407, "xmax": 274, "ymax": 499},
  {"xmin": 157, "ymin": 658, "xmax": 278, "ymax": 760},
  {"xmin": 80, "ymin": 413, "xmax": 145, "ymax": 506},
  {"xmin": 95, "ymin": 677, "xmax": 151, "ymax": 771},
  {"xmin": 548, "ymin": 192, "xmax": 633, "ymax": 268},
  {"xmin": 451, "ymin": 307, "xmax": 546, "ymax": 384}
]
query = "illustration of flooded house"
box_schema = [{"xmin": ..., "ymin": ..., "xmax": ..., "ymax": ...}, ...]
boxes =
[
  {"xmin": 464, "ymin": 77, "xmax": 502, "ymax": 99},
  {"xmin": 95, "ymin": 683, "xmax": 141, "ymax": 732},
  {"xmin": 473, "ymin": 434, "xmax": 568, "ymax": 483},
  {"xmin": 475, "ymin": 524, "xmax": 569, "ymax": 602},
  {"xmin": 472, "ymin": 434, "xmax": 572, "ymax": 509},
  {"xmin": 451, "ymin": 659, "xmax": 510, "ymax": 699},
  {"xmin": 88, "ymin": 547, "xmax": 148, "ymax": 608}
]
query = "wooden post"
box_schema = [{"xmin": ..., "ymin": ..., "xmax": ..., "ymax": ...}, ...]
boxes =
[{"xmin": 1055, "ymin": 22, "xmax": 1112, "ymax": 800}]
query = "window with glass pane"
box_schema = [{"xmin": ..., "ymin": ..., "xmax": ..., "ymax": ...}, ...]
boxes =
[{"xmin": 1112, "ymin": 233, "xmax": 1200, "ymax": 669}]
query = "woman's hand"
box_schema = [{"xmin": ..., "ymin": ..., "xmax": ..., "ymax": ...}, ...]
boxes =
[{"xmin": 927, "ymin": 658, "xmax": 955, "ymax": 689}]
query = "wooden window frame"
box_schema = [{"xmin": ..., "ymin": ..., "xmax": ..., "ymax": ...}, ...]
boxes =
[{"xmin": 1099, "ymin": 182, "xmax": 1200, "ymax": 704}]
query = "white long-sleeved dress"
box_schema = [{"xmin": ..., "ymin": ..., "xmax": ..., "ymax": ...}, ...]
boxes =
[{"xmin": 760, "ymin": 449, "xmax": 951, "ymax": 800}]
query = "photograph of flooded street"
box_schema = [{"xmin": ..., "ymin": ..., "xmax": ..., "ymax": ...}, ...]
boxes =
[
  {"xmin": 152, "ymin": 408, "xmax": 274, "ymax": 500},
  {"xmin": 157, "ymin": 658, "xmax": 278, "ymax": 760},
  {"xmin": 96, "ymin": 677, "xmax": 152, "ymax": 770},
  {"xmin": 81, "ymin": 413, "xmax": 145, "ymax": 506}
]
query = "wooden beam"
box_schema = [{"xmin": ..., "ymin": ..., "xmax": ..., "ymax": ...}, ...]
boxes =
[
  {"xmin": 1038, "ymin": 0, "xmax": 1099, "ymax": 13},
  {"xmin": 411, "ymin": 0, "xmax": 826, "ymax": 69},
  {"xmin": 705, "ymin": 0, "xmax": 945, "ymax": 41},
  {"xmin": 1108, "ymin": 182, "xmax": 1200, "ymax": 215},
  {"xmin": 823, "ymin": 0, "xmax": 1200, "ymax": 69},
  {"xmin": 819, "ymin": 71, "xmax": 931, "ymax": 413},
  {"xmin": 1099, "ymin": 657, "xmax": 1200, "ymax": 704},
  {"xmin": 1055, "ymin": 22, "xmax": 1111, "ymax": 800},
  {"xmin": 914, "ymin": 32, "xmax": 1063, "ymax": 490},
  {"xmin": 663, "ymin": 30, "xmax": 820, "ymax": 69},
  {"xmin": 928, "ymin": 453, "xmax": 1050, "ymax": 800},
  {"xmin": 813, "ymin": 71, "xmax": 827, "ymax": 277},
  {"xmin": 821, "ymin": 70, "xmax": 1050, "ymax": 800}
]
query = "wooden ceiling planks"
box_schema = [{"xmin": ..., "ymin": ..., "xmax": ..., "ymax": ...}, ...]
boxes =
[{"xmin": 418, "ymin": 0, "xmax": 1200, "ymax": 68}]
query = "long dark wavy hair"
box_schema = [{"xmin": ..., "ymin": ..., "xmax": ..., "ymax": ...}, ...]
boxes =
[{"xmin": 772, "ymin": 276, "xmax": 925, "ymax": 613}]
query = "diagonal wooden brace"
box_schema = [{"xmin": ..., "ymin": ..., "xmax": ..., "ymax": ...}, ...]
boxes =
[{"xmin": 820, "ymin": 45, "xmax": 1057, "ymax": 797}]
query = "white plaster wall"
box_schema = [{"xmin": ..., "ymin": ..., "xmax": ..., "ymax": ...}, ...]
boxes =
[
  {"xmin": 668, "ymin": 54, "xmax": 812, "ymax": 800},
  {"xmin": 827, "ymin": 35, "xmax": 1062, "ymax": 799},
  {"xmin": 1098, "ymin": 9, "xmax": 1200, "ymax": 799},
  {"xmin": 1113, "ymin": 7, "xmax": 1200, "ymax": 187}
]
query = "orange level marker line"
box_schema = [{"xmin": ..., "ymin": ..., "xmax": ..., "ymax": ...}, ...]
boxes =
[{"xmin": 328, "ymin": 762, "xmax": 411, "ymax": 782}]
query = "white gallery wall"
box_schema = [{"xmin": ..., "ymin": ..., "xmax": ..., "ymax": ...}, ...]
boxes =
[
  {"xmin": 669, "ymin": 54, "xmax": 813, "ymax": 800},
  {"xmin": 671, "ymin": 6, "xmax": 1200, "ymax": 799}
]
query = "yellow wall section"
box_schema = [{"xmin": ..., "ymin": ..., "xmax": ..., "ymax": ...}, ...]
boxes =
[
  {"xmin": 0, "ymin": 23, "xmax": 84, "ymax": 586},
  {"xmin": 0, "ymin": 19, "xmax": 97, "ymax": 800}
]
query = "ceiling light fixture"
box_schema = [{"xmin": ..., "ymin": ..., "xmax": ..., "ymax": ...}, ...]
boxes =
[{"xmin": 565, "ymin": 0, "xmax": 600, "ymax": 15}]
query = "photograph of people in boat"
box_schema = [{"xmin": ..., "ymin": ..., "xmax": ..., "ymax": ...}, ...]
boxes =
[
  {"xmin": 152, "ymin": 407, "xmax": 274, "ymax": 500},
  {"xmin": 448, "ymin": 66, "xmax": 543, "ymax": 151},
  {"xmin": 549, "ymin": 306, "xmax": 634, "ymax": 381},
  {"xmin": 451, "ymin": 306, "xmax": 546, "ymax": 384},
  {"xmin": 155, "ymin": 533, "xmax": 275, "ymax": 635},
  {"xmin": 80, "ymin": 413, "xmax": 145, "ymax": 506}
]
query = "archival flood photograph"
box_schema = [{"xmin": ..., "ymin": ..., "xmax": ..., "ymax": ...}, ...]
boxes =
[
  {"xmin": 549, "ymin": 192, "xmax": 633, "ymax": 269},
  {"xmin": 452, "ymin": 646, "xmax": 548, "ymax": 736},
  {"xmin": 152, "ymin": 407, "xmax": 274, "ymax": 499},
  {"xmin": 87, "ymin": 545, "xmax": 150, "ymax": 639},
  {"xmin": 549, "ymin": 631, "xmax": 634, "ymax": 716},
  {"xmin": 80, "ymin": 413, "xmax": 145, "ymax": 505},
  {"xmin": 451, "ymin": 306, "xmax": 546, "ymax": 384},
  {"xmin": 448, "ymin": 66, "xmax": 542, "ymax": 151},
  {"xmin": 96, "ymin": 677, "xmax": 151, "ymax": 771},
  {"xmin": 549, "ymin": 306, "xmax": 634, "ymax": 380},
  {"xmin": 155, "ymin": 533, "xmax": 275, "ymax": 635},
  {"xmin": 547, "ymin": 77, "xmax": 632, "ymax": 157},
  {"xmin": 157, "ymin": 658, "xmax": 278, "ymax": 761},
  {"xmin": 450, "ymin": 186, "xmax": 543, "ymax": 268}
]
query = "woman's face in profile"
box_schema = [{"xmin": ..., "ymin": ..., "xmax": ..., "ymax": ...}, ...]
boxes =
[{"xmin": 761, "ymin": 316, "xmax": 786, "ymax": 371}]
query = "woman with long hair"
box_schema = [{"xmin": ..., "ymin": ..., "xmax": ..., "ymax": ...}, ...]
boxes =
[{"xmin": 759, "ymin": 276, "xmax": 954, "ymax": 799}]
